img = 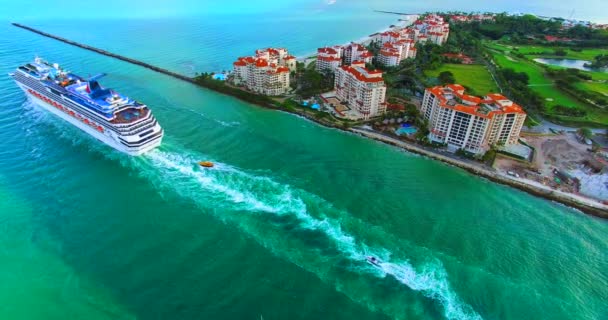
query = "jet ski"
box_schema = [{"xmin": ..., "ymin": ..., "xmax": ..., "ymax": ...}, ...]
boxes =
[{"xmin": 366, "ymin": 256, "xmax": 381, "ymax": 267}]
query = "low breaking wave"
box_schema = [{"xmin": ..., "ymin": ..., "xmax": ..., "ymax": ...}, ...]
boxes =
[{"xmin": 139, "ymin": 149, "xmax": 482, "ymax": 320}]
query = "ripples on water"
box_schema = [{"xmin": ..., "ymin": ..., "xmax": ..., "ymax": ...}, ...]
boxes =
[
  {"xmin": 12, "ymin": 97, "xmax": 481, "ymax": 319},
  {"xmin": 1, "ymin": 11, "xmax": 607, "ymax": 319}
]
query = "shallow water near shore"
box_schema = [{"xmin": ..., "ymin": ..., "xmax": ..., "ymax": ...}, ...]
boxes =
[{"xmin": 1, "ymin": 2, "xmax": 608, "ymax": 320}]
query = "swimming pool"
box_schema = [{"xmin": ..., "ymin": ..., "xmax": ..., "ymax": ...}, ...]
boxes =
[
  {"xmin": 212, "ymin": 73, "xmax": 227, "ymax": 81},
  {"xmin": 395, "ymin": 127, "xmax": 417, "ymax": 135}
]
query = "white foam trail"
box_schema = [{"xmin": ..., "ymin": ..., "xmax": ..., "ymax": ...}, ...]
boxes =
[
  {"xmin": 19, "ymin": 104, "xmax": 481, "ymax": 320},
  {"xmin": 214, "ymin": 120, "xmax": 241, "ymax": 127},
  {"xmin": 141, "ymin": 149, "xmax": 483, "ymax": 320},
  {"xmin": 182, "ymin": 107, "xmax": 240, "ymax": 127}
]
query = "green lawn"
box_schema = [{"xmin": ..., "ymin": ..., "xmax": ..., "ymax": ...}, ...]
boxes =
[
  {"xmin": 575, "ymin": 81, "xmax": 608, "ymax": 95},
  {"xmin": 425, "ymin": 64, "xmax": 498, "ymax": 94},
  {"xmin": 489, "ymin": 52, "xmax": 608, "ymax": 126},
  {"xmin": 586, "ymin": 70, "xmax": 608, "ymax": 81},
  {"xmin": 491, "ymin": 54, "xmax": 549, "ymax": 84},
  {"xmin": 495, "ymin": 53, "xmax": 608, "ymax": 101},
  {"xmin": 488, "ymin": 42, "xmax": 608, "ymax": 61}
]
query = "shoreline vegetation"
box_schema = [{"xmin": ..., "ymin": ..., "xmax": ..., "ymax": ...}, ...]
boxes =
[{"xmin": 11, "ymin": 22, "xmax": 608, "ymax": 218}]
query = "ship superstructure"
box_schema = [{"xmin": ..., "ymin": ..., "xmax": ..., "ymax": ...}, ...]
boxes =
[{"xmin": 11, "ymin": 57, "xmax": 163, "ymax": 155}]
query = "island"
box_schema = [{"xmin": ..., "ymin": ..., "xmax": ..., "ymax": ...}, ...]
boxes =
[
  {"xmin": 13, "ymin": 12, "xmax": 608, "ymax": 217},
  {"xmin": 195, "ymin": 12, "xmax": 608, "ymax": 216}
]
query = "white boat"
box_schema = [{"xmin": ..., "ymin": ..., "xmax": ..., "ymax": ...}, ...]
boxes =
[{"xmin": 11, "ymin": 57, "xmax": 163, "ymax": 156}]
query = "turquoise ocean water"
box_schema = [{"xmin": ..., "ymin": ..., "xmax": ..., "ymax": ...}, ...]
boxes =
[{"xmin": 0, "ymin": 1, "xmax": 607, "ymax": 319}]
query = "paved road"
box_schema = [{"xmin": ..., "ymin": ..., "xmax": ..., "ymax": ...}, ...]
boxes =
[{"xmin": 524, "ymin": 120, "xmax": 607, "ymax": 134}]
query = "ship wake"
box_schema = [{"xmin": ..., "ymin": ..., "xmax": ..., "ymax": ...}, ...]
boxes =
[
  {"xmin": 18, "ymin": 101, "xmax": 481, "ymax": 320},
  {"xmin": 135, "ymin": 148, "xmax": 483, "ymax": 320}
]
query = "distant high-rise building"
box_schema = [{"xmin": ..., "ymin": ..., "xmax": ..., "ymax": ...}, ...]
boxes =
[
  {"xmin": 334, "ymin": 62, "xmax": 386, "ymax": 119},
  {"xmin": 421, "ymin": 85, "xmax": 527, "ymax": 154},
  {"xmin": 377, "ymin": 40, "xmax": 416, "ymax": 67},
  {"xmin": 316, "ymin": 47, "xmax": 343, "ymax": 72},
  {"xmin": 342, "ymin": 42, "xmax": 373, "ymax": 65},
  {"xmin": 232, "ymin": 48, "xmax": 295, "ymax": 96}
]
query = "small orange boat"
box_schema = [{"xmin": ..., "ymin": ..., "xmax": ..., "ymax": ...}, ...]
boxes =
[{"xmin": 198, "ymin": 161, "xmax": 214, "ymax": 168}]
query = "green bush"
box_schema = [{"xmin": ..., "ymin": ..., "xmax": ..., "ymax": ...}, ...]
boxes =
[
  {"xmin": 193, "ymin": 75, "xmax": 276, "ymax": 107},
  {"xmin": 553, "ymin": 105, "xmax": 587, "ymax": 117}
]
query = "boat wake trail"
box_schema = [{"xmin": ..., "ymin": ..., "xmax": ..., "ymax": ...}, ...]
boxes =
[
  {"xmin": 182, "ymin": 107, "xmax": 241, "ymax": 127},
  {"xmin": 138, "ymin": 148, "xmax": 483, "ymax": 320},
  {"xmin": 18, "ymin": 102, "xmax": 481, "ymax": 319}
]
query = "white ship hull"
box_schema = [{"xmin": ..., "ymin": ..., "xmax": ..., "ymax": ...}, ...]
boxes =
[{"xmin": 17, "ymin": 83, "xmax": 162, "ymax": 156}]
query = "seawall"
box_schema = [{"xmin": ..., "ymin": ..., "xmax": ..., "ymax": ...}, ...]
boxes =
[
  {"xmin": 349, "ymin": 128, "xmax": 608, "ymax": 219},
  {"xmin": 12, "ymin": 23, "xmax": 196, "ymax": 84}
]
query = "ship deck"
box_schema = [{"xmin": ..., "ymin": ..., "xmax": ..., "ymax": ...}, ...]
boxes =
[{"xmin": 111, "ymin": 107, "xmax": 150, "ymax": 124}]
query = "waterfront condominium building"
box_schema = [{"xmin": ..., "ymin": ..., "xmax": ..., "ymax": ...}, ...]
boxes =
[
  {"xmin": 377, "ymin": 40, "xmax": 416, "ymax": 67},
  {"xmin": 334, "ymin": 61, "xmax": 387, "ymax": 119},
  {"xmin": 413, "ymin": 14, "xmax": 450, "ymax": 45},
  {"xmin": 232, "ymin": 47, "xmax": 296, "ymax": 96},
  {"xmin": 255, "ymin": 48, "xmax": 297, "ymax": 72},
  {"xmin": 374, "ymin": 14, "xmax": 450, "ymax": 46},
  {"xmin": 342, "ymin": 42, "xmax": 373, "ymax": 65},
  {"xmin": 316, "ymin": 46, "xmax": 343, "ymax": 72},
  {"xmin": 421, "ymin": 84, "xmax": 527, "ymax": 154}
]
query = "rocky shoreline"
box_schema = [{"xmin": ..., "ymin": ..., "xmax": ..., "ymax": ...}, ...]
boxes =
[
  {"xmin": 218, "ymin": 88, "xmax": 608, "ymax": 218},
  {"xmin": 348, "ymin": 128, "xmax": 608, "ymax": 219}
]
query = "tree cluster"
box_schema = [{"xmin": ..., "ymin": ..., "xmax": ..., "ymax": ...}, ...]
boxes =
[
  {"xmin": 438, "ymin": 71, "xmax": 455, "ymax": 85},
  {"xmin": 585, "ymin": 54, "xmax": 608, "ymax": 69},
  {"xmin": 454, "ymin": 13, "xmax": 608, "ymax": 47},
  {"xmin": 549, "ymin": 68, "xmax": 607, "ymax": 107},
  {"xmin": 416, "ymin": 42, "xmax": 444, "ymax": 70},
  {"xmin": 296, "ymin": 69, "xmax": 334, "ymax": 99},
  {"xmin": 496, "ymin": 68, "xmax": 545, "ymax": 113},
  {"xmin": 193, "ymin": 74, "xmax": 277, "ymax": 107}
]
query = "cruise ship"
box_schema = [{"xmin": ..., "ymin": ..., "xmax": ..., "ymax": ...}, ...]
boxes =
[{"xmin": 11, "ymin": 57, "xmax": 163, "ymax": 156}]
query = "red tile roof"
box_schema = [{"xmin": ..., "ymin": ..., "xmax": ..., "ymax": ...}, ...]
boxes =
[
  {"xmin": 380, "ymin": 49, "xmax": 400, "ymax": 58},
  {"xmin": 255, "ymin": 59, "xmax": 269, "ymax": 67},
  {"xmin": 447, "ymin": 84, "xmax": 465, "ymax": 92},
  {"xmin": 340, "ymin": 65, "xmax": 384, "ymax": 83},
  {"xmin": 381, "ymin": 31, "xmax": 400, "ymax": 38},
  {"xmin": 318, "ymin": 47, "xmax": 338, "ymax": 55},
  {"xmin": 461, "ymin": 94, "xmax": 481, "ymax": 104},
  {"xmin": 427, "ymin": 85, "xmax": 525, "ymax": 118},
  {"xmin": 318, "ymin": 56, "xmax": 342, "ymax": 62},
  {"xmin": 442, "ymin": 53, "xmax": 471, "ymax": 59}
]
